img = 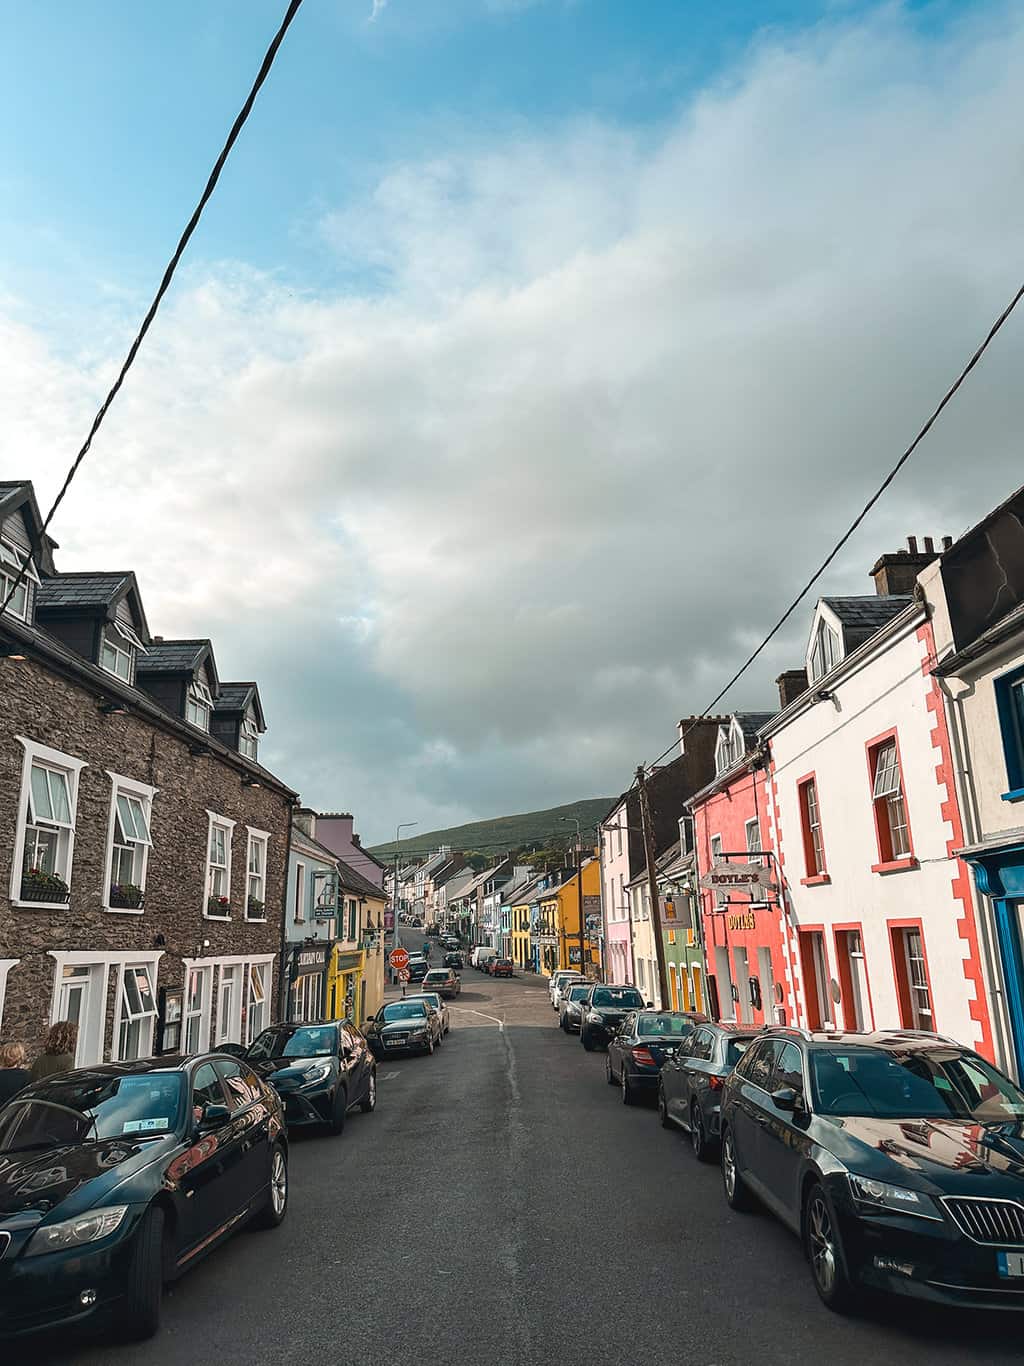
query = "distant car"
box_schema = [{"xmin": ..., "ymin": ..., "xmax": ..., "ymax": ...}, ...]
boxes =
[
  {"xmin": 404, "ymin": 991, "xmax": 451, "ymax": 1036},
  {"xmin": 241, "ymin": 1020, "xmax": 377, "ymax": 1134},
  {"xmin": 606, "ymin": 1010, "xmax": 706, "ymax": 1106},
  {"xmin": 443, "ymin": 951, "xmax": 464, "ymax": 969},
  {"xmin": 427, "ymin": 925, "xmax": 440, "ymax": 936},
  {"xmin": 0, "ymin": 1055, "xmax": 287, "ymax": 1342},
  {"xmin": 364, "ymin": 1000, "xmax": 443, "ymax": 1056},
  {"xmin": 559, "ymin": 983, "xmax": 596, "ymax": 1034},
  {"xmin": 405, "ymin": 958, "xmax": 429, "ymax": 983},
  {"xmin": 490, "ymin": 958, "xmax": 514, "ymax": 978},
  {"xmin": 550, "ymin": 972, "xmax": 587, "ymax": 1012},
  {"xmin": 410, "ymin": 917, "xmax": 423, "ymax": 927},
  {"xmin": 472, "ymin": 947, "xmax": 498, "ymax": 971},
  {"xmin": 659, "ymin": 1021, "xmax": 759, "ymax": 1160},
  {"xmin": 422, "ymin": 967, "xmax": 461, "ymax": 999},
  {"xmin": 580, "ymin": 984, "xmax": 648, "ymax": 1051}
]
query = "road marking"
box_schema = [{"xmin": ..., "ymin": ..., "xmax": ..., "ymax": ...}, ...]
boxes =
[
  {"xmin": 382, "ymin": 1071, "xmax": 400, "ymax": 1080},
  {"xmin": 451, "ymin": 1006, "xmax": 505, "ymax": 1031}
]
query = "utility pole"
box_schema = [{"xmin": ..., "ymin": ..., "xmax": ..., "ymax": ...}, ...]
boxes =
[
  {"xmin": 636, "ymin": 765, "xmax": 670, "ymax": 1009},
  {"xmin": 561, "ymin": 816, "xmax": 586, "ymax": 978}
]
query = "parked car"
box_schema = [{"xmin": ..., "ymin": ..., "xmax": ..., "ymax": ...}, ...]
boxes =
[
  {"xmin": 422, "ymin": 967, "xmax": 461, "ymax": 1000},
  {"xmin": 659, "ymin": 1021, "xmax": 757, "ymax": 1156},
  {"xmin": 364, "ymin": 1000, "xmax": 443, "ymax": 1056},
  {"xmin": 443, "ymin": 951, "xmax": 464, "ymax": 969},
  {"xmin": 606, "ymin": 1010, "xmax": 707, "ymax": 1106},
  {"xmin": 560, "ymin": 983, "xmax": 596, "ymax": 1034},
  {"xmin": 406, "ymin": 957, "xmax": 430, "ymax": 983},
  {"xmin": 580, "ymin": 984, "xmax": 648, "ymax": 1050},
  {"xmin": 426, "ymin": 925, "xmax": 440, "ymax": 936},
  {"xmin": 0, "ymin": 1055, "xmax": 287, "ymax": 1341},
  {"xmin": 404, "ymin": 991, "xmax": 451, "ymax": 1036},
  {"xmin": 550, "ymin": 971, "xmax": 587, "ymax": 1012},
  {"xmin": 240, "ymin": 1020, "xmax": 376, "ymax": 1134},
  {"xmin": 491, "ymin": 958, "xmax": 514, "ymax": 978},
  {"xmin": 720, "ymin": 1028, "xmax": 1024, "ymax": 1312}
]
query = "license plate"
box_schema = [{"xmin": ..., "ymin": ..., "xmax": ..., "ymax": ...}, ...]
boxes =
[
  {"xmin": 384, "ymin": 1039, "xmax": 404, "ymax": 1048},
  {"xmin": 997, "ymin": 1253, "xmax": 1024, "ymax": 1278}
]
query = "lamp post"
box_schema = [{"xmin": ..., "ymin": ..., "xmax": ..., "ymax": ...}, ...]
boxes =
[
  {"xmin": 391, "ymin": 822, "xmax": 417, "ymax": 979},
  {"xmin": 560, "ymin": 817, "xmax": 587, "ymax": 978}
]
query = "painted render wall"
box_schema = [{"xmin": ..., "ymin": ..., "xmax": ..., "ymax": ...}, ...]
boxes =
[{"xmin": 601, "ymin": 799, "xmax": 633, "ymax": 985}]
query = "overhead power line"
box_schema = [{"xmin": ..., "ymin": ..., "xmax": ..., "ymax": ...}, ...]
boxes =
[
  {"xmin": 643, "ymin": 276, "xmax": 1024, "ymax": 776},
  {"xmin": 0, "ymin": 0, "xmax": 305, "ymax": 623}
]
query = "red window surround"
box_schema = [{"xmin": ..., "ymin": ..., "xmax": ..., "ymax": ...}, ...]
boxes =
[
  {"xmin": 865, "ymin": 728, "xmax": 917, "ymax": 874},
  {"xmin": 887, "ymin": 919, "xmax": 935, "ymax": 1031},
  {"xmin": 796, "ymin": 772, "xmax": 830, "ymax": 886},
  {"xmin": 832, "ymin": 922, "xmax": 875, "ymax": 1031}
]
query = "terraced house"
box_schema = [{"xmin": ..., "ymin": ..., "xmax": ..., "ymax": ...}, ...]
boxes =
[{"xmin": 0, "ymin": 479, "xmax": 293, "ymax": 1066}]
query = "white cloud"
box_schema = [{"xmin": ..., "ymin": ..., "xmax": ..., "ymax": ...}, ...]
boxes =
[{"xmin": 6, "ymin": 3, "xmax": 1024, "ymax": 840}]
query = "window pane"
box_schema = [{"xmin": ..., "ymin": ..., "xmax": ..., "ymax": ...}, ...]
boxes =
[
  {"xmin": 47, "ymin": 769, "xmax": 71, "ymax": 824},
  {"xmin": 128, "ymin": 795, "xmax": 150, "ymax": 843},
  {"xmin": 30, "ymin": 765, "xmax": 53, "ymax": 822},
  {"xmin": 872, "ymin": 741, "xmax": 901, "ymax": 798}
]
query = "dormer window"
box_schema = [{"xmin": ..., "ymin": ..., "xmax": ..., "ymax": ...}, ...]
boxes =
[
  {"xmin": 715, "ymin": 725, "xmax": 741, "ymax": 776},
  {"xmin": 0, "ymin": 539, "xmax": 38, "ymax": 622},
  {"xmin": 239, "ymin": 713, "xmax": 259, "ymax": 762},
  {"xmin": 186, "ymin": 678, "xmax": 213, "ymax": 731},
  {"xmin": 100, "ymin": 626, "xmax": 136, "ymax": 683},
  {"xmin": 809, "ymin": 619, "xmax": 842, "ymax": 683}
]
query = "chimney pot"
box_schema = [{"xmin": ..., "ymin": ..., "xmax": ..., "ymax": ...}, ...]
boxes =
[
  {"xmin": 942, "ymin": 535, "xmax": 953, "ymax": 550},
  {"xmin": 924, "ymin": 536, "xmax": 934, "ymax": 553},
  {"xmin": 907, "ymin": 536, "xmax": 918, "ymax": 554}
]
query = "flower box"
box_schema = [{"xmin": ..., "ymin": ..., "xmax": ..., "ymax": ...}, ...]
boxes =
[
  {"xmin": 247, "ymin": 897, "xmax": 265, "ymax": 919},
  {"xmin": 110, "ymin": 883, "xmax": 144, "ymax": 910},
  {"xmin": 207, "ymin": 895, "xmax": 231, "ymax": 917},
  {"xmin": 21, "ymin": 869, "xmax": 70, "ymax": 903}
]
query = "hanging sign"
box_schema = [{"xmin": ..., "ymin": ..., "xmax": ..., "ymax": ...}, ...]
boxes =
[
  {"xmin": 700, "ymin": 861, "xmax": 776, "ymax": 897},
  {"xmin": 312, "ymin": 871, "xmax": 339, "ymax": 918}
]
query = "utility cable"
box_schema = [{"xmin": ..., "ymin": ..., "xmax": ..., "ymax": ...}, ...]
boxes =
[
  {"xmin": 644, "ymin": 277, "xmax": 1024, "ymax": 775},
  {"xmin": 0, "ymin": 0, "xmax": 305, "ymax": 623}
]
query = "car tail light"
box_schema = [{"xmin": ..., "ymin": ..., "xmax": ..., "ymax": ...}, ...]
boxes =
[
  {"xmin": 708, "ymin": 1074, "xmax": 724, "ymax": 1091},
  {"xmin": 631, "ymin": 1047, "xmax": 657, "ymax": 1067}
]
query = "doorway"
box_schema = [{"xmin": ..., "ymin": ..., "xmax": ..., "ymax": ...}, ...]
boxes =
[{"xmin": 798, "ymin": 930, "xmax": 833, "ymax": 1030}]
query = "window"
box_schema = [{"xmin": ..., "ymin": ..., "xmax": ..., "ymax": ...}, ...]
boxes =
[
  {"xmin": 809, "ymin": 618, "xmax": 842, "ymax": 682},
  {"xmin": 771, "ymin": 1041, "xmax": 805, "ymax": 1097},
  {"xmin": 184, "ymin": 965, "xmax": 211, "ymax": 1054},
  {"xmin": 192, "ymin": 1061, "xmax": 226, "ymax": 1114},
  {"xmin": 893, "ymin": 926, "xmax": 933, "ymax": 1030},
  {"xmin": 715, "ymin": 726, "xmax": 738, "ymax": 776},
  {"xmin": 995, "ymin": 665, "xmax": 1024, "ymax": 797},
  {"xmin": 186, "ymin": 677, "xmax": 213, "ymax": 731},
  {"xmin": 743, "ymin": 1039, "xmax": 782, "ymax": 1090},
  {"xmin": 245, "ymin": 828, "xmax": 268, "ymax": 920},
  {"xmin": 100, "ymin": 626, "xmax": 135, "ymax": 683},
  {"xmin": 106, "ymin": 775, "xmax": 155, "ymax": 911},
  {"xmin": 869, "ymin": 736, "xmax": 913, "ymax": 864},
  {"xmin": 246, "ymin": 963, "xmax": 268, "ymax": 1043},
  {"xmin": 204, "ymin": 813, "xmax": 236, "ymax": 917},
  {"xmin": 13, "ymin": 739, "xmax": 85, "ymax": 905},
  {"xmin": 797, "ymin": 776, "xmax": 827, "ymax": 878},
  {"xmin": 239, "ymin": 713, "xmax": 260, "ymax": 762},
  {"xmin": 709, "ymin": 834, "xmax": 725, "ymax": 905},
  {"xmin": 744, "ymin": 818, "xmax": 765, "ymax": 873},
  {"xmin": 835, "ymin": 929, "xmax": 870, "ymax": 1030},
  {"xmin": 116, "ymin": 962, "xmax": 158, "ymax": 1060},
  {"xmin": 0, "ymin": 538, "xmax": 38, "ymax": 622},
  {"xmin": 294, "ymin": 860, "xmax": 306, "ymax": 923},
  {"xmin": 215, "ymin": 1057, "xmax": 262, "ymax": 1110}
]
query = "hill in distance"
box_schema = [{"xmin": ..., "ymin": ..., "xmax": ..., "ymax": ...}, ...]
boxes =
[{"xmin": 369, "ymin": 796, "xmax": 615, "ymax": 859}]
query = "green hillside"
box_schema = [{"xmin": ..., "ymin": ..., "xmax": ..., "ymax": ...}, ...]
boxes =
[{"xmin": 369, "ymin": 796, "xmax": 615, "ymax": 859}]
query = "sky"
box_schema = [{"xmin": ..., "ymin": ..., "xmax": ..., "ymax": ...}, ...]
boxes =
[{"xmin": 3, "ymin": 0, "xmax": 1024, "ymax": 843}]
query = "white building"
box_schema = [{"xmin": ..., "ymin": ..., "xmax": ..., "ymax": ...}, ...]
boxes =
[{"xmin": 599, "ymin": 795, "xmax": 634, "ymax": 985}]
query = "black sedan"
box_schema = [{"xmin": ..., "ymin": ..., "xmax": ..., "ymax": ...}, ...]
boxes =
[
  {"xmin": 364, "ymin": 1000, "xmax": 443, "ymax": 1056},
  {"xmin": 0, "ymin": 1054, "xmax": 286, "ymax": 1342},
  {"xmin": 720, "ymin": 1028, "xmax": 1024, "ymax": 1312},
  {"xmin": 580, "ymin": 984, "xmax": 648, "ymax": 1051},
  {"xmin": 659, "ymin": 1021, "xmax": 759, "ymax": 1160},
  {"xmin": 239, "ymin": 1020, "xmax": 376, "ymax": 1134},
  {"xmin": 606, "ymin": 1010, "xmax": 706, "ymax": 1106},
  {"xmin": 443, "ymin": 951, "xmax": 464, "ymax": 969}
]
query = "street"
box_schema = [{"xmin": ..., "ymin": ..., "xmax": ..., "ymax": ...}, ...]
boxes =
[{"xmin": 11, "ymin": 942, "xmax": 1024, "ymax": 1366}]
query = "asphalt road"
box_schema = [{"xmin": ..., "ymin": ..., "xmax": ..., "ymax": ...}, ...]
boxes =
[{"xmin": 17, "ymin": 937, "xmax": 1024, "ymax": 1366}]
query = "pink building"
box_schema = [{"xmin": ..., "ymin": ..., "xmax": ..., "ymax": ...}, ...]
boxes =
[
  {"xmin": 600, "ymin": 794, "xmax": 634, "ymax": 984},
  {"xmin": 309, "ymin": 811, "xmax": 386, "ymax": 890}
]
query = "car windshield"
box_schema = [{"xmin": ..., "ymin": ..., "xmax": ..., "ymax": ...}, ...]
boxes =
[
  {"xmin": 811, "ymin": 1047, "xmax": 1024, "ymax": 1120},
  {"xmin": 382, "ymin": 1002, "xmax": 428, "ymax": 1021},
  {"xmin": 249, "ymin": 1025, "xmax": 338, "ymax": 1060},
  {"xmin": 592, "ymin": 988, "xmax": 644, "ymax": 1008},
  {"xmin": 567, "ymin": 986, "xmax": 592, "ymax": 1001},
  {"xmin": 637, "ymin": 1014, "xmax": 696, "ymax": 1037},
  {"xmin": 0, "ymin": 1072, "xmax": 185, "ymax": 1149},
  {"xmin": 407, "ymin": 994, "xmax": 442, "ymax": 1009},
  {"xmin": 424, "ymin": 971, "xmax": 449, "ymax": 982}
]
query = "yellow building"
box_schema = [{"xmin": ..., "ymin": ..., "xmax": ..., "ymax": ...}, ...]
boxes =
[
  {"xmin": 509, "ymin": 897, "xmax": 534, "ymax": 972},
  {"xmin": 536, "ymin": 856, "xmax": 601, "ymax": 978},
  {"xmin": 325, "ymin": 868, "xmax": 387, "ymax": 1027}
]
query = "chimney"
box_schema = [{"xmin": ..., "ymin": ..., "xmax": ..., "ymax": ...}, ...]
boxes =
[
  {"xmin": 776, "ymin": 669, "xmax": 809, "ymax": 709},
  {"xmin": 292, "ymin": 807, "xmax": 316, "ymax": 838},
  {"xmin": 869, "ymin": 537, "xmax": 944, "ymax": 596}
]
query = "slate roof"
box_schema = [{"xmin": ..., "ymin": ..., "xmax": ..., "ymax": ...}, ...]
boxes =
[
  {"xmin": 213, "ymin": 681, "xmax": 266, "ymax": 730},
  {"xmin": 136, "ymin": 640, "xmax": 210, "ymax": 674},
  {"xmin": 734, "ymin": 712, "xmax": 776, "ymax": 747},
  {"xmin": 36, "ymin": 573, "xmax": 134, "ymax": 610},
  {"xmin": 821, "ymin": 595, "xmax": 913, "ymax": 651},
  {"xmin": 336, "ymin": 857, "xmax": 386, "ymax": 900},
  {"xmin": 0, "ymin": 482, "xmax": 57, "ymax": 572}
]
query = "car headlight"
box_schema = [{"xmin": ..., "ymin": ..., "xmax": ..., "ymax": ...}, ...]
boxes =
[
  {"xmin": 299, "ymin": 1063, "xmax": 333, "ymax": 1088},
  {"xmin": 26, "ymin": 1205, "xmax": 130, "ymax": 1257},
  {"xmin": 848, "ymin": 1175, "xmax": 941, "ymax": 1221},
  {"xmin": 411, "ymin": 1028, "xmax": 429, "ymax": 1040},
  {"xmin": 587, "ymin": 1012, "xmax": 601, "ymax": 1023}
]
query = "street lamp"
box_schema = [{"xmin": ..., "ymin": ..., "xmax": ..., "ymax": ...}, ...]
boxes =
[{"xmin": 560, "ymin": 817, "xmax": 587, "ymax": 978}]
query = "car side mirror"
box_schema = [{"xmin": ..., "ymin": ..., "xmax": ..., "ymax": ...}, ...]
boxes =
[
  {"xmin": 198, "ymin": 1102, "xmax": 231, "ymax": 1131},
  {"xmin": 217, "ymin": 1042, "xmax": 247, "ymax": 1058},
  {"xmin": 646, "ymin": 1001, "xmax": 654, "ymax": 1009},
  {"xmin": 771, "ymin": 1086, "xmax": 800, "ymax": 1112}
]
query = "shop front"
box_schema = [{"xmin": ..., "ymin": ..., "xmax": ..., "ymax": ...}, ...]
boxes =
[
  {"xmin": 963, "ymin": 839, "xmax": 1024, "ymax": 1082},
  {"xmin": 288, "ymin": 941, "xmax": 331, "ymax": 1023},
  {"xmin": 328, "ymin": 947, "xmax": 366, "ymax": 1026}
]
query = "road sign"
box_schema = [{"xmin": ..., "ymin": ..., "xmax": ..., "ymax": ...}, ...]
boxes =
[
  {"xmin": 389, "ymin": 947, "xmax": 410, "ymax": 971},
  {"xmin": 398, "ymin": 968, "xmax": 411, "ymax": 982}
]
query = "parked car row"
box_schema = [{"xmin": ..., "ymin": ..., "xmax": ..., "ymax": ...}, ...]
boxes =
[
  {"xmin": 0, "ymin": 1017, "xmax": 378, "ymax": 1344},
  {"xmin": 561, "ymin": 995, "xmax": 1024, "ymax": 1315}
]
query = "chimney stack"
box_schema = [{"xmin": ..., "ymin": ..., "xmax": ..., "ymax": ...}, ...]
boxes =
[
  {"xmin": 869, "ymin": 536, "xmax": 945, "ymax": 597},
  {"xmin": 776, "ymin": 669, "xmax": 809, "ymax": 709}
]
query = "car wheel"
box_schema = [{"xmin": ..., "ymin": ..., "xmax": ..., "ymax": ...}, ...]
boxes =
[
  {"xmin": 122, "ymin": 1204, "xmax": 164, "ymax": 1340},
  {"xmin": 621, "ymin": 1069, "xmax": 636, "ymax": 1106},
  {"xmin": 606, "ymin": 1056, "xmax": 617, "ymax": 1085},
  {"xmin": 691, "ymin": 1101, "xmax": 713, "ymax": 1163},
  {"xmin": 581, "ymin": 1030, "xmax": 595, "ymax": 1052},
  {"xmin": 721, "ymin": 1127, "xmax": 755, "ymax": 1212},
  {"xmin": 658, "ymin": 1084, "xmax": 671, "ymax": 1129},
  {"xmin": 805, "ymin": 1183, "xmax": 857, "ymax": 1312},
  {"xmin": 435, "ymin": 1029, "xmax": 443, "ymax": 1047},
  {"xmin": 360, "ymin": 1070, "xmax": 377, "ymax": 1114},
  {"xmin": 254, "ymin": 1143, "xmax": 289, "ymax": 1229},
  {"xmin": 329, "ymin": 1085, "xmax": 349, "ymax": 1135}
]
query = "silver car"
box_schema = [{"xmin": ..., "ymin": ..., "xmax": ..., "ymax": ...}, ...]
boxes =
[
  {"xmin": 550, "ymin": 972, "xmax": 587, "ymax": 1012},
  {"xmin": 559, "ymin": 983, "xmax": 594, "ymax": 1034},
  {"xmin": 404, "ymin": 991, "xmax": 451, "ymax": 1037}
]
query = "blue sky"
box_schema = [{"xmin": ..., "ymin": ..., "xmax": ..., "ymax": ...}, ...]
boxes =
[{"xmin": 4, "ymin": 0, "xmax": 1022, "ymax": 842}]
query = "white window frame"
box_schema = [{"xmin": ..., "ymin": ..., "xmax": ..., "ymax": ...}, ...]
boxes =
[
  {"xmin": 204, "ymin": 811, "xmax": 237, "ymax": 918},
  {"xmin": 103, "ymin": 771, "xmax": 157, "ymax": 914},
  {"xmin": 48, "ymin": 950, "xmax": 163, "ymax": 1067},
  {"xmin": 100, "ymin": 625, "xmax": 136, "ymax": 683},
  {"xmin": 183, "ymin": 962, "xmax": 213, "ymax": 1054},
  {"xmin": 11, "ymin": 737, "xmax": 86, "ymax": 908},
  {"xmin": 0, "ymin": 538, "xmax": 38, "ymax": 622},
  {"xmin": 0, "ymin": 959, "xmax": 18, "ymax": 1036},
  {"xmin": 809, "ymin": 618, "xmax": 842, "ymax": 683},
  {"xmin": 294, "ymin": 859, "xmax": 307, "ymax": 924},
  {"xmin": 245, "ymin": 961, "xmax": 269, "ymax": 1043},
  {"xmin": 245, "ymin": 826, "xmax": 269, "ymax": 921},
  {"xmin": 239, "ymin": 712, "xmax": 260, "ymax": 761},
  {"xmin": 186, "ymin": 677, "xmax": 214, "ymax": 732},
  {"xmin": 114, "ymin": 959, "xmax": 160, "ymax": 1061}
]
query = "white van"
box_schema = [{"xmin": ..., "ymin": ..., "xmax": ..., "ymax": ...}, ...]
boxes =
[{"xmin": 471, "ymin": 946, "xmax": 498, "ymax": 970}]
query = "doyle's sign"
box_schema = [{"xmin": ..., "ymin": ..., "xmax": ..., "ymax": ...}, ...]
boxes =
[{"xmin": 700, "ymin": 861, "xmax": 776, "ymax": 897}]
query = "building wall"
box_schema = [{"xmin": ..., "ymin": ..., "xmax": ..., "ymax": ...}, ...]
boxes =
[
  {"xmin": 0, "ymin": 652, "xmax": 289, "ymax": 1063},
  {"xmin": 601, "ymin": 799, "xmax": 633, "ymax": 985}
]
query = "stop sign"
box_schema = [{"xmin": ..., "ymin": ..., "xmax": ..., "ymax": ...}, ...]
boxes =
[{"xmin": 389, "ymin": 947, "xmax": 410, "ymax": 971}]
